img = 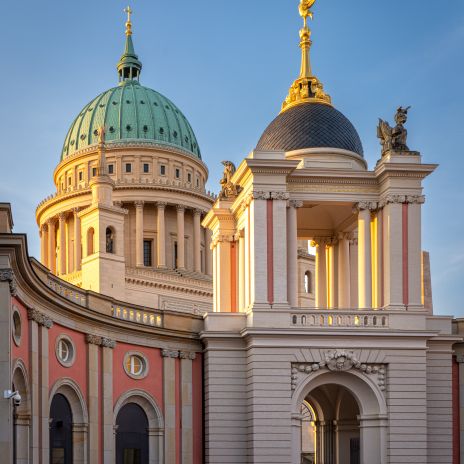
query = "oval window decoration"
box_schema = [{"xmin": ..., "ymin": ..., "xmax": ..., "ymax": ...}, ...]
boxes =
[
  {"xmin": 123, "ymin": 352, "xmax": 149, "ymax": 379},
  {"xmin": 12, "ymin": 306, "xmax": 22, "ymax": 346},
  {"xmin": 55, "ymin": 335, "xmax": 76, "ymax": 367}
]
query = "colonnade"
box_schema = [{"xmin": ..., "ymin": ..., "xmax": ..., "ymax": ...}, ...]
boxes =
[{"xmin": 39, "ymin": 201, "xmax": 212, "ymax": 276}]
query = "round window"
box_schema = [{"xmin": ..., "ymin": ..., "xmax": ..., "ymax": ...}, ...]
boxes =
[
  {"xmin": 12, "ymin": 307, "xmax": 21, "ymax": 346},
  {"xmin": 55, "ymin": 336, "xmax": 75, "ymax": 367},
  {"xmin": 123, "ymin": 352, "xmax": 148, "ymax": 379}
]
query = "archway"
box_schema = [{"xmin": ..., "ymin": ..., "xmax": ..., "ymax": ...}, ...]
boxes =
[
  {"xmin": 114, "ymin": 390, "xmax": 164, "ymax": 464},
  {"xmin": 292, "ymin": 370, "xmax": 387, "ymax": 464},
  {"xmin": 49, "ymin": 378, "xmax": 88, "ymax": 464},
  {"xmin": 12, "ymin": 360, "xmax": 31, "ymax": 464},
  {"xmin": 50, "ymin": 393, "xmax": 73, "ymax": 463},
  {"xmin": 116, "ymin": 403, "xmax": 149, "ymax": 464}
]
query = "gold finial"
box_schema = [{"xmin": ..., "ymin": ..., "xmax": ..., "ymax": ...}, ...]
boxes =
[
  {"xmin": 124, "ymin": 6, "xmax": 133, "ymax": 36},
  {"xmin": 281, "ymin": 0, "xmax": 331, "ymax": 113}
]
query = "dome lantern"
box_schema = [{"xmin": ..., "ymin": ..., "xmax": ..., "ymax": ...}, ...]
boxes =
[{"xmin": 117, "ymin": 6, "xmax": 142, "ymax": 83}]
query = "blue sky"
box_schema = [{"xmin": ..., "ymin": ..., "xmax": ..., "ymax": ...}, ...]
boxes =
[{"xmin": 0, "ymin": 0, "xmax": 463, "ymax": 315}]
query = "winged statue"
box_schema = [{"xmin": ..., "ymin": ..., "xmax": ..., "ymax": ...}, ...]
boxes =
[
  {"xmin": 377, "ymin": 106, "xmax": 411, "ymax": 155},
  {"xmin": 219, "ymin": 161, "xmax": 242, "ymax": 200},
  {"xmin": 299, "ymin": 0, "xmax": 317, "ymax": 27}
]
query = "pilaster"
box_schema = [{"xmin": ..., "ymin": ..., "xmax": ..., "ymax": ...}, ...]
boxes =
[
  {"xmin": 162, "ymin": 349, "xmax": 178, "ymax": 464},
  {"xmin": 287, "ymin": 201, "xmax": 302, "ymax": 308}
]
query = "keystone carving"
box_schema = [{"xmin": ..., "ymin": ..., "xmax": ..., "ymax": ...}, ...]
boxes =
[
  {"xmin": 291, "ymin": 349, "xmax": 386, "ymax": 392},
  {"xmin": 86, "ymin": 334, "xmax": 116, "ymax": 348},
  {"xmin": 27, "ymin": 308, "xmax": 53, "ymax": 329},
  {"xmin": 0, "ymin": 268, "xmax": 17, "ymax": 296}
]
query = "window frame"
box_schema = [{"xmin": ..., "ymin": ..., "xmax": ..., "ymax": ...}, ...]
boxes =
[{"xmin": 123, "ymin": 352, "xmax": 149, "ymax": 379}]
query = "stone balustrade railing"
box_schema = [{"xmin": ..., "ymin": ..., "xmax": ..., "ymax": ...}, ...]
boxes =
[
  {"xmin": 48, "ymin": 277, "xmax": 87, "ymax": 306},
  {"xmin": 291, "ymin": 310, "xmax": 389, "ymax": 329},
  {"xmin": 111, "ymin": 304, "xmax": 163, "ymax": 327}
]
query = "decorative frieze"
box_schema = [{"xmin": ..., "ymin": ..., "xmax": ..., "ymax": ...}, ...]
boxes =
[
  {"xmin": 27, "ymin": 307, "xmax": 53, "ymax": 328},
  {"xmin": 86, "ymin": 334, "xmax": 116, "ymax": 348},
  {"xmin": 378, "ymin": 194, "xmax": 425, "ymax": 207},
  {"xmin": 291, "ymin": 349, "xmax": 386, "ymax": 392},
  {"xmin": 0, "ymin": 268, "xmax": 17, "ymax": 296}
]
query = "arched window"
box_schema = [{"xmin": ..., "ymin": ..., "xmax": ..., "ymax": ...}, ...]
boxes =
[
  {"xmin": 87, "ymin": 228, "xmax": 95, "ymax": 256},
  {"xmin": 304, "ymin": 271, "xmax": 312, "ymax": 294},
  {"xmin": 106, "ymin": 227, "xmax": 115, "ymax": 253},
  {"xmin": 116, "ymin": 403, "xmax": 149, "ymax": 464},
  {"xmin": 50, "ymin": 393, "xmax": 73, "ymax": 464}
]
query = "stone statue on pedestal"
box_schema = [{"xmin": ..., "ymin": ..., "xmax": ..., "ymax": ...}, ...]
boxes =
[
  {"xmin": 219, "ymin": 161, "xmax": 242, "ymax": 200},
  {"xmin": 377, "ymin": 106, "xmax": 411, "ymax": 155}
]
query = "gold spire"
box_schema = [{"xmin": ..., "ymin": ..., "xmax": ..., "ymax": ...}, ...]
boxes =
[
  {"xmin": 281, "ymin": 0, "xmax": 332, "ymax": 113},
  {"xmin": 124, "ymin": 6, "xmax": 133, "ymax": 36}
]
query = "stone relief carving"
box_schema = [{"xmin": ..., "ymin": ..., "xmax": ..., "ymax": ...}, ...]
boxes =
[
  {"xmin": 27, "ymin": 307, "xmax": 53, "ymax": 329},
  {"xmin": 86, "ymin": 334, "xmax": 116, "ymax": 348},
  {"xmin": 0, "ymin": 268, "xmax": 17, "ymax": 296},
  {"xmin": 377, "ymin": 106, "xmax": 411, "ymax": 155},
  {"xmin": 291, "ymin": 349, "xmax": 386, "ymax": 392}
]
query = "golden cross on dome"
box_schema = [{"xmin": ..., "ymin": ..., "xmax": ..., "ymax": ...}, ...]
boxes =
[
  {"xmin": 124, "ymin": 6, "xmax": 133, "ymax": 36},
  {"xmin": 299, "ymin": 0, "xmax": 316, "ymax": 29}
]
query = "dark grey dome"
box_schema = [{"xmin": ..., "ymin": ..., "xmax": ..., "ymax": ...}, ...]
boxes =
[{"xmin": 256, "ymin": 103, "xmax": 364, "ymax": 157}]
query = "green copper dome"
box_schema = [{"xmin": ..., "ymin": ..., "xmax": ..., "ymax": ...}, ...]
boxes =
[
  {"xmin": 61, "ymin": 82, "xmax": 201, "ymax": 160},
  {"xmin": 61, "ymin": 12, "xmax": 201, "ymax": 161}
]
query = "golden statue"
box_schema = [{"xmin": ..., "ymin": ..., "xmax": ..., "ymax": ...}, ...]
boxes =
[{"xmin": 299, "ymin": 0, "xmax": 316, "ymax": 28}]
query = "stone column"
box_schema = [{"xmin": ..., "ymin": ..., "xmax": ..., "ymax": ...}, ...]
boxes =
[
  {"xmin": 193, "ymin": 209, "xmax": 202, "ymax": 273},
  {"xmin": 162, "ymin": 350, "xmax": 178, "ymax": 464},
  {"xmin": 58, "ymin": 212, "xmax": 67, "ymax": 275},
  {"xmin": 135, "ymin": 201, "xmax": 144, "ymax": 267},
  {"xmin": 180, "ymin": 352, "xmax": 196, "ymax": 464},
  {"xmin": 47, "ymin": 218, "xmax": 56, "ymax": 274},
  {"xmin": 27, "ymin": 308, "xmax": 53, "ymax": 464},
  {"xmin": 327, "ymin": 240, "xmax": 336, "ymax": 309},
  {"xmin": 374, "ymin": 210, "xmax": 383, "ymax": 308},
  {"xmin": 0, "ymin": 269, "xmax": 14, "ymax": 463},
  {"xmin": 238, "ymin": 230, "xmax": 245, "ymax": 311},
  {"xmin": 382, "ymin": 196, "xmax": 404, "ymax": 309},
  {"xmin": 102, "ymin": 340, "xmax": 115, "ymax": 464},
  {"xmin": 408, "ymin": 196, "xmax": 425, "ymax": 308},
  {"xmin": 176, "ymin": 206, "xmax": 185, "ymax": 270},
  {"xmin": 356, "ymin": 203, "xmax": 374, "ymax": 309},
  {"xmin": 287, "ymin": 201, "xmax": 301, "ymax": 308},
  {"xmin": 40, "ymin": 224, "xmax": 48, "ymax": 267},
  {"xmin": 350, "ymin": 238, "xmax": 358, "ymax": 308},
  {"xmin": 205, "ymin": 229, "xmax": 212, "ymax": 276},
  {"xmin": 157, "ymin": 202, "xmax": 167, "ymax": 268},
  {"xmin": 311, "ymin": 239, "xmax": 328, "ymax": 308},
  {"xmin": 73, "ymin": 208, "xmax": 82, "ymax": 272},
  {"xmin": 338, "ymin": 233, "xmax": 351, "ymax": 308}
]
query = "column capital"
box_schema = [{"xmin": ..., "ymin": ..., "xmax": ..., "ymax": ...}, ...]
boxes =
[
  {"xmin": 85, "ymin": 334, "xmax": 116, "ymax": 348},
  {"xmin": 58, "ymin": 211, "xmax": 67, "ymax": 221},
  {"xmin": 288, "ymin": 200, "xmax": 303, "ymax": 209},
  {"xmin": 134, "ymin": 200, "xmax": 144, "ymax": 208},
  {"xmin": 113, "ymin": 201, "xmax": 123, "ymax": 208},
  {"xmin": 27, "ymin": 307, "xmax": 53, "ymax": 328},
  {"xmin": 176, "ymin": 205, "xmax": 185, "ymax": 212},
  {"xmin": 72, "ymin": 207, "xmax": 81, "ymax": 214},
  {"xmin": 46, "ymin": 217, "xmax": 56, "ymax": 226},
  {"xmin": 157, "ymin": 201, "xmax": 167, "ymax": 209},
  {"xmin": 338, "ymin": 231, "xmax": 352, "ymax": 241},
  {"xmin": 179, "ymin": 351, "xmax": 197, "ymax": 360},
  {"xmin": 310, "ymin": 237, "xmax": 333, "ymax": 247},
  {"xmin": 270, "ymin": 191, "xmax": 290, "ymax": 200},
  {"xmin": 353, "ymin": 201, "xmax": 378, "ymax": 213},
  {"xmin": 0, "ymin": 268, "xmax": 17, "ymax": 296},
  {"xmin": 193, "ymin": 208, "xmax": 203, "ymax": 216},
  {"xmin": 40, "ymin": 223, "xmax": 48, "ymax": 232},
  {"xmin": 161, "ymin": 349, "xmax": 180, "ymax": 358}
]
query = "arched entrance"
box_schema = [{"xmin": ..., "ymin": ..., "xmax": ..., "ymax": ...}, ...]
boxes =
[
  {"xmin": 50, "ymin": 393, "xmax": 73, "ymax": 463},
  {"xmin": 292, "ymin": 370, "xmax": 387, "ymax": 464},
  {"xmin": 116, "ymin": 403, "xmax": 149, "ymax": 464},
  {"xmin": 12, "ymin": 361, "xmax": 31, "ymax": 464}
]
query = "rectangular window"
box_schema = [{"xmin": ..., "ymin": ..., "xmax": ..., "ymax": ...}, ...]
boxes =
[
  {"xmin": 174, "ymin": 241, "xmax": 178, "ymax": 268},
  {"xmin": 143, "ymin": 240, "xmax": 152, "ymax": 267},
  {"xmin": 160, "ymin": 165, "xmax": 166, "ymax": 176},
  {"xmin": 196, "ymin": 178, "xmax": 199, "ymax": 187},
  {"xmin": 125, "ymin": 163, "xmax": 132, "ymax": 173},
  {"xmin": 68, "ymin": 177, "xmax": 71, "ymax": 186},
  {"xmin": 143, "ymin": 163, "xmax": 149, "ymax": 173},
  {"xmin": 78, "ymin": 171, "xmax": 83, "ymax": 181},
  {"xmin": 187, "ymin": 172, "xmax": 192, "ymax": 183},
  {"xmin": 108, "ymin": 164, "xmax": 114, "ymax": 174},
  {"xmin": 175, "ymin": 168, "xmax": 180, "ymax": 179},
  {"xmin": 92, "ymin": 167, "xmax": 97, "ymax": 177}
]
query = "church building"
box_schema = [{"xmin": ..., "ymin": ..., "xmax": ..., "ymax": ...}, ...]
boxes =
[{"xmin": 0, "ymin": 2, "xmax": 462, "ymax": 463}]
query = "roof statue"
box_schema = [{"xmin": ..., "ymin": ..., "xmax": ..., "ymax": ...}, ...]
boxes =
[
  {"xmin": 299, "ymin": 0, "xmax": 316, "ymax": 28},
  {"xmin": 377, "ymin": 106, "xmax": 411, "ymax": 155},
  {"xmin": 218, "ymin": 161, "xmax": 242, "ymax": 200}
]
